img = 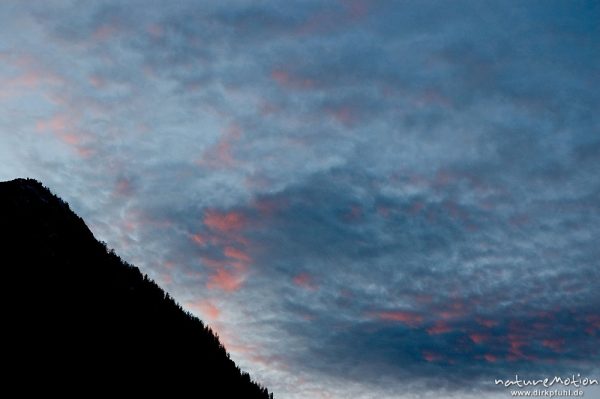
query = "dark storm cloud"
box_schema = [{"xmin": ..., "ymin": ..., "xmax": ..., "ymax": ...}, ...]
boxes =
[{"xmin": 1, "ymin": 1, "xmax": 599, "ymax": 398}]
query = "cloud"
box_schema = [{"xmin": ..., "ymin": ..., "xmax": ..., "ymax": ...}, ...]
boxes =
[
  {"xmin": 292, "ymin": 273, "xmax": 318, "ymax": 291},
  {"xmin": 373, "ymin": 311, "xmax": 424, "ymax": 327},
  {"xmin": 204, "ymin": 209, "xmax": 247, "ymax": 234},
  {"xmin": 2, "ymin": 1, "xmax": 599, "ymax": 398}
]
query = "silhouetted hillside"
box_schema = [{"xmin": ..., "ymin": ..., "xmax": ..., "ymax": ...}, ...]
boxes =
[{"xmin": 0, "ymin": 178, "xmax": 272, "ymax": 397}]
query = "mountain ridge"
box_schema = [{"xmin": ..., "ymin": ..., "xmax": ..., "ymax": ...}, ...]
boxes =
[{"xmin": 0, "ymin": 177, "xmax": 272, "ymax": 397}]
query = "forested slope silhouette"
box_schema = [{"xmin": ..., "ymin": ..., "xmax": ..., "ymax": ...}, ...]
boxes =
[{"xmin": 0, "ymin": 178, "xmax": 272, "ymax": 398}]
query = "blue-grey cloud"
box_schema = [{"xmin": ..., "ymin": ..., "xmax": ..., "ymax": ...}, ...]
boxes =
[{"xmin": 1, "ymin": 1, "xmax": 599, "ymax": 398}]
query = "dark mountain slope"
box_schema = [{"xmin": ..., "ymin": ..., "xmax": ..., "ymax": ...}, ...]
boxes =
[{"xmin": 0, "ymin": 178, "xmax": 272, "ymax": 398}]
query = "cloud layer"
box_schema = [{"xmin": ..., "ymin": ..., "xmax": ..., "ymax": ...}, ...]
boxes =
[{"xmin": 1, "ymin": 1, "xmax": 599, "ymax": 398}]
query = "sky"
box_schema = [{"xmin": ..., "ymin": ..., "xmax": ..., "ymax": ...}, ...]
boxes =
[{"xmin": 1, "ymin": 1, "xmax": 599, "ymax": 398}]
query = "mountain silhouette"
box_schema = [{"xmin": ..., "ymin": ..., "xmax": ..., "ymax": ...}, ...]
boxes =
[{"xmin": 0, "ymin": 178, "xmax": 272, "ymax": 397}]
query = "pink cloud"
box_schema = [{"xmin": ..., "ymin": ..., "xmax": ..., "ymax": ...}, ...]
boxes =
[
  {"xmin": 484, "ymin": 354, "xmax": 498, "ymax": 363},
  {"xmin": 586, "ymin": 315, "xmax": 600, "ymax": 335},
  {"xmin": 164, "ymin": 261, "xmax": 175, "ymax": 270},
  {"xmin": 410, "ymin": 201, "xmax": 425, "ymax": 214},
  {"xmin": 223, "ymin": 247, "xmax": 252, "ymax": 262},
  {"xmin": 93, "ymin": 24, "xmax": 120, "ymax": 41},
  {"xmin": 159, "ymin": 272, "xmax": 173, "ymax": 285},
  {"xmin": 113, "ymin": 177, "xmax": 135, "ymax": 197},
  {"xmin": 204, "ymin": 210, "xmax": 246, "ymax": 233},
  {"xmin": 199, "ymin": 301, "xmax": 221, "ymax": 320},
  {"xmin": 293, "ymin": 273, "xmax": 318, "ymax": 290},
  {"xmin": 191, "ymin": 233, "xmax": 206, "ymax": 246},
  {"xmin": 541, "ymin": 338, "xmax": 565, "ymax": 352},
  {"xmin": 207, "ymin": 267, "xmax": 244, "ymax": 292},
  {"xmin": 36, "ymin": 115, "xmax": 67, "ymax": 133},
  {"xmin": 0, "ymin": 55, "xmax": 64, "ymax": 101},
  {"xmin": 376, "ymin": 205, "xmax": 391, "ymax": 218},
  {"xmin": 341, "ymin": 0, "xmax": 372, "ymax": 19},
  {"xmin": 436, "ymin": 301, "xmax": 467, "ymax": 320},
  {"xmin": 198, "ymin": 207, "xmax": 254, "ymax": 292},
  {"xmin": 200, "ymin": 256, "xmax": 229, "ymax": 269},
  {"xmin": 469, "ymin": 333, "xmax": 488, "ymax": 344},
  {"xmin": 476, "ymin": 318, "xmax": 498, "ymax": 328},
  {"xmin": 14, "ymin": 71, "xmax": 43, "ymax": 89},
  {"xmin": 343, "ymin": 205, "xmax": 363, "ymax": 222},
  {"xmin": 259, "ymin": 100, "xmax": 280, "ymax": 116},
  {"xmin": 147, "ymin": 23, "xmax": 164, "ymax": 39},
  {"xmin": 294, "ymin": 3, "xmax": 370, "ymax": 37},
  {"xmin": 414, "ymin": 294, "xmax": 433, "ymax": 304},
  {"xmin": 198, "ymin": 124, "xmax": 243, "ymax": 169},
  {"xmin": 224, "ymin": 246, "xmax": 251, "ymax": 263},
  {"xmin": 252, "ymin": 196, "xmax": 289, "ymax": 216},
  {"xmin": 36, "ymin": 114, "xmax": 94, "ymax": 157},
  {"xmin": 329, "ymin": 106, "xmax": 359, "ymax": 127},
  {"xmin": 507, "ymin": 337, "xmax": 528, "ymax": 360},
  {"xmin": 199, "ymin": 141, "xmax": 236, "ymax": 169},
  {"xmin": 76, "ymin": 147, "xmax": 94, "ymax": 158},
  {"xmin": 271, "ymin": 69, "xmax": 316, "ymax": 90},
  {"xmin": 374, "ymin": 310, "xmax": 423, "ymax": 327},
  {"xmin": 89, "ymin": 75, "xmax": 105, "ymax": 88},
  {"xmin": 187, "ymin": 299, "xmax": 220, "ymax": 320},
  {"xmin": 422, "ymin": 351, "xmax": 443, "ymax": 362},
  {"xmin": 427, "ymin": 321, "xmax": 453, "ymax": 335}
]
